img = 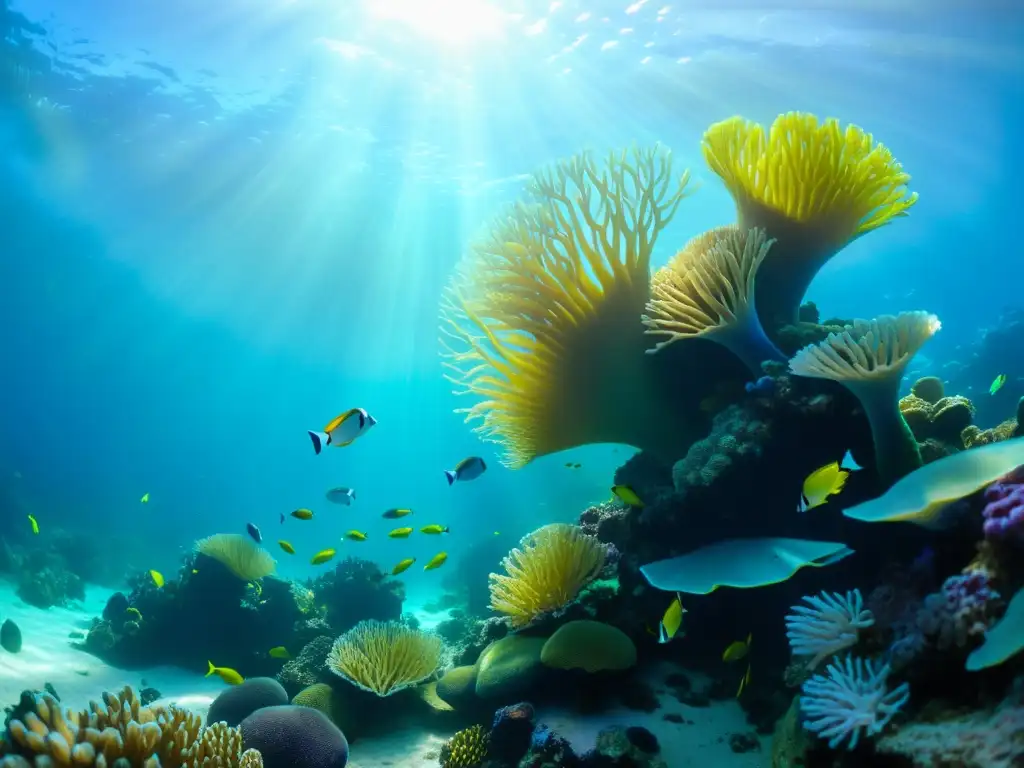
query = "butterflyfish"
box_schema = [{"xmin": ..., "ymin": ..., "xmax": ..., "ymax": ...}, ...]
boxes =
[
  {"xmin": 140, "ymin": 493, "xmax": 150, "ymax": 504},
  {"xmin": 722, "ymin": 633, "xmax": 752, "ymax": 662},
  {"xmin": 149, "ymin": 570, "xmax": 165, "ymax": 588},
  {"xmin": 206, "ymin": 661, "xmax": 244, "ymax": 685},
  {"xmin": 445, "ymin": 457, "xmax": 486, "ymax": 485},
  {"xmin": 424, "ymin": 552, "xmax": 448, "ymax": 570},
  {"xmin": 278, "ymin": 540, "xmax": 295, "ymax": 554},
  {"xmin": 388, "ymin": 527, "xmax": 413, "ymax": 538},
  {"xmin": 268, "ymin": 646, "xmax": 290, "ymax": 659},
  {"xmin": 325, "ymin": 487, "xmax": 356, "ymax": 506},
  {"xmin": 26, "ymin": 514, "xmax": 39, "ymax": 535},
  {"xmin": 392, "ymin": 558, "xmax": 416, "ymax": 575},
  {"xmin": 308, "ymin": 408, "xmax": 377, "ymax": 454},
  {"xmin": 611, "ymin": 485, "xmax": 644, "ymax": 508},
  {"xmin": 383, "ymin": 508, "xmax": 412, "ymax": 519},
  {"xmin": 658, "ymin": 594, "xmax": 686, "ymax": 643},
  {"xmin": 798, "ymin": 451, "xmax": 860, "ymax": 512},
  {"xmin": 310, "ymin": 548, "xmax": 336, "ymax": 565},
  {"xmin": 420, "ymin": 525, "xmax": 449, "ymax": 535},
  {"xmin": 345, "ymin": 530, "xmax": 367, "ymax": 541},
  {"xmin": 291, "ymin": 508, "xmax": 314, "ymax": 521},
  {"xmin": 991, "ymin": 374, "xmax": 1007, "ymax": 395}
]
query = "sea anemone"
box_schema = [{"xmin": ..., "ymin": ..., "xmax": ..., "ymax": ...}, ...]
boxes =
[
  {"xmin": 789, "ymin": 312, "xmax": 940, "ymax": 485},
  {"xmin": 326, "ymin": 619, "xmax": 442, "ymax": 697},
  {"xmin": 702, "ymin": 112, "xmax": 918, "ymax": 326},
  {"xmin": 439, "ymin": 145, "xmax": 700, "ymax": 467},
  {"xmin": 643, "ymin": 225, "xmax": 784, "ymax": 373}
]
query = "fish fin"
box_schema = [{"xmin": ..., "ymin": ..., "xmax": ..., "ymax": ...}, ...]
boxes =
[
  {"xmin": 308, "ymin": 431, "xmax": 328, "ymax": 455},
  {"xmin": 658, "ymin": 624, "xmax": 668, "ymax": 644},
  {"xmin": 444, "ymin": 470, "xmax": 457, "ymax": 486},
  {"xmin": 746, "ymin": 632, "xmax": 752, "ymax": 647},
  {"xmin": 736, "ymin": 675, "xmax": 745, "ymax": 698},
  {"xmin": 840, "ymin": 450, "xmax": 862, "ymax": 472},
  {"xmin": 205, "ymin": 661, "xmax": 215, "ymax": 677}
]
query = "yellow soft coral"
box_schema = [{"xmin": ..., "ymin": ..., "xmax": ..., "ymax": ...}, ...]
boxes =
[
  {"xmin": 326, "ymin": 620, "xmax": 442, "ymax": 697},
  {"xmin": 440, "ymin": 146, "xmax": 697, "ymax": 467},
  {"xmin": 194, "ymin": 533, "xmax": 276, "ymax": 581},
  {"xmin": 489, "ymin": 523, "xmax": 606, "ymax": 628},
  {"xmin": 0, "ymin": 686, "xmax": 261, "ymax": 768},
  {"xmin": 440, "ymin": 724, "xmax": 489, "ymax": 768},
  {"xmin": 702, "ymin": 112, "xmax": 918, "ymax": 325}
]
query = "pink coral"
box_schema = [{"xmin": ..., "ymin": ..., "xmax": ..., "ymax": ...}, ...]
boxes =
[
  {"xmin": 916, "ymin": 572, "xmax": 1001, "ymax": 650},
  {"xmin": 982, "ymin": 481, "xmax": 1024, "ymax": 540}
]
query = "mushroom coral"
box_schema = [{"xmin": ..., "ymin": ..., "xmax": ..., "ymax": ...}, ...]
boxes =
[
  {"xmin": 702, "ymin": 112, "xmax": 918, "ymax": 327},
  {"xmin": 439, "ymin": 146, "xmax": 705, "ymax": 467},
  {"xmin": 789, "ymin": 312, "xmax": 941, "ymax": 486},
  {"xmin": 643, "ymin": 225, "xmax": 785, "ymax": 374}
]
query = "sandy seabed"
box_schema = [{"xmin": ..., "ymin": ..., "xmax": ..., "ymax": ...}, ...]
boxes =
[{"xmin": 0, "ymin": 581, "xmax": 767, "ymax": 767}]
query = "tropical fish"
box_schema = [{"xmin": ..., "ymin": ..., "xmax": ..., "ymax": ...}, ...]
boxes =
[
  {"xmin": 279, "ymin": 512, "xmax": 285, "ymax": 524},
  {"xmin": 392, "ymin": 558, "xmax": 416, "ymax": 575},
  {"xmin": 423, "ymin": 552, "xmax": 448, "ymax": 570},
  {"xmin": 291, "ymin": 508, "xmax": 314, "ymax": 521},
  {"xmin": 149, "ymin": 570, "xmax": 165, "ymax": 588},
  {"xmin": 308, "ymin": 408, "xmax": 377, "ymax": 454},
  {"xmin": 565, "ymin": 462, "xmax": 582, "ymax": 469},
  {"xmin": 345, "ymin": 530, "xmax": 368, "ymax": 541},
  {"xmin": 278, "ymin": 540, "xmax": 295, "ymax": 554},
  {"xmin": 736, "ymin": 664, "xmax": 752, "ymax": 697},
  {"xmin": 383, "ymin": 508, "xmax": 413, "ymax": 519},
  {"xmin": 445, "ymin": 457, "xmax": 487, "ymax": 485},
  {"xmin": 420, "ymin": 525, "xmax": 449, "ymax": 535},
  {"xmin": 248, "ymin": 581, "xmax": 263, "ymax": 598},
  {"xmin": 125, "ymin": 607, "xmax": 143, "ymax": 622},
  {"xmin": 205, "ymin": 661, "xmax": 244, "ymax": 685},
  {"xmin": 658, "ymin": 594, "xmax": 685, "ymax": 644},
  {"xmin": 388, "ymin": 527, "xmax": 414, "ymax": 538},
  {"xmin": 310, "ymin": 549, "xmax": 336, "ymax": 565},
  {"xmin": 246, "ymin": 523, "xmax": 262, "ymax": 543},
  {"xmin": 268, "ymin": 646, "xmax": 290, "ymax": 660},
  {"xmin": 325, "ymin": 487, "xmax": 356, "ymax": 506},
  {"xmin": 494, "ymin": 531, "xmax": 501, "ymax": 536},
  {"xmin": 798, "ymin": 450, "xmax": 860, "ymax": 513},
  {"xmin": 722, "ymin": 633, "xmax": 752, "ymax": 662},
  {"xmin": 140, "ymin": 493, "xmax": 150, "ymax": 504},
  {"xmin": 26, "ymin": 514, "xmax": 39, "ymax": 535},
  {"xmin": 611, "ymin": 485, "xmax": 644, "ymax": 507},
  {"xmin": 990, "ymin": 374, "xmax": 1007, "ymax": 395}
]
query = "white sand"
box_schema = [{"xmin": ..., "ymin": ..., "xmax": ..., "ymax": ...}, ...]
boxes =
[{"xmin": 0, "ymin": 583, "xmax": 766, "ymax": 766}]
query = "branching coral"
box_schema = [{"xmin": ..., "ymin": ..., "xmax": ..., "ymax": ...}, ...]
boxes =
[
  {"xmin": 643, "ymin": 225, "xmax": 784, "ymax": 373},
  {"xmin": 488, "ymin": 523, "xmax": 607, "ymax": 628},
  {"xmin": 785, "ymin": 590, "xmax": 875, "ymax": 669},
  {"xmin": 194, "ymin": 534, "xmax": 275, "ymax": 581},
  {"xmin": 789, "ymin": 312, "xmax": 941, "ymax": 485},
  {"xmin": 0, "ymin": 686, "xmax": 261, "ymax": 767},
  {"xmin": 439, "ymin": 146, "xmax": 697, "ymax": 467},
  {"xmin": 440, "ymin": 724, "xmax": 489, "ymax": 768},
  {"xmin": 800, "ymin": 656, "xmax": 909, "ymax": 750},
  {"xmin": 326, "ymin": 619, "xmax": 442, "ymax": 697},
  {"xmin": 702, "ymin": 112, "xmax": 918, "ymax": 326}
]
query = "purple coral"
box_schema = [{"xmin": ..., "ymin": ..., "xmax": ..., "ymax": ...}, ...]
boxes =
[
  {"xmin": 982, "ymin": 481, "xmax": 1024, "ymax": 540},
  {"xmin": 916, "ymin": 572, "xmax": 1001, "ymax": 650}
]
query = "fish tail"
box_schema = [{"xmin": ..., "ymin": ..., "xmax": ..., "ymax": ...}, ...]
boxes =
[
  {"xmin": 205, "ymin": 661, "xmax": 215, "ymax": 677},
  {"xmin": 444, "ymin": 470, "xmax": 457, "ymax": 486},
  {"xmin": 308, "ymin": 431, "xmax": 329, "ymax": 455},
  {"xmin": 841, "ymin": 450, "xmax": 862, "ymax": 472}
]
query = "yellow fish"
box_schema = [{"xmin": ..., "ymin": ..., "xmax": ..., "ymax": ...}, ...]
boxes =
[
  {"xmin": 611, "ymin": 485, "xmax": 644, "ymax": 508},
  {"xmin": 27, "ymin": 514, "xmax": 39, "ymax": 535},
  {"xmin": 736, "ymin": 663, "xmax": 752, "ymax": 698},
  {"xmin": 423, "ymin": 552, "xmax": 448, "ymax": 570},
  {"xmin": 345, "ymin": 530, "xmax": 367, "ymax": 542},
  {"xmin": 389, "ymin": 527, "xmax": 414, "ymax": 538},
  {"xmin": 722, "ymin": 633, "xmax": 752, "ymax": 662},
  {"xmin": 391, "ymin": 558, "xmax": 416, "ymax": 575},
  {"xmin": 149, "ymin": 570, "xmax": 165, "ymax": 588},
  {"xmin": 291, "ymin": 508, "xmax": 314, "ymax": 521},
  {"xmin": 310, "ymin": 549, "xmax": 336, "ymax": 565},
  {"xmin": 125, "ymin": 607, "xmax": 143, "ymax": 622},
  {"xmin": 799, "ymin": 451, "xmax": 860, "ymax": 513},
  {"xmin": 192, "ymin": 569, "xmax": 199, "ymax": 575},
  {"xmin": 420, "ymin": 525, "xmax": 449, "ymax": 535},
  {"xmin": 990, "ymin": 374, "xmax": 1007, "ymax": 395},
  {"xmin": 658, "ymin": 593, "xmax": 686, "ymax": 644},
  {"xmin": 278, "ymin": 540, "xmax": 295, "ymax": 554},
  {"xmin": 205, "ymin": 661, "xmax": 244, "ymax": 685},
  {"xmin": 140, "ymin": 493, "xmax": 150, "ymax": 504},
  {"xmin": 383, "ymin": 508, "xmax": 412, "ymax": 519},
  {"xmin": 268, "ymin": 646, "xmax": 291, "ymax": 659}
]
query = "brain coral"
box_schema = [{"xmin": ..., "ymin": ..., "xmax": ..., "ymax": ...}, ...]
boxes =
[
  {"xmin": 240, "ymin": 705, "xmax": 348, "ymax": 768},
  {"xmin": 208, "ymin": 677, "xmax": 289, "ymax": 727},
  {"xmin": 474, "ymin": 636, "xmax": 547, "ymax": 701},
  {"xmin": 540, "ymin": 620, "xmax": 637, "ymax": 673}
]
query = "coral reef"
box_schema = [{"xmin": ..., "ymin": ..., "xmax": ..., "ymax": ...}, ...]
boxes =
[
  {"xmin": 207, "ymin": 678, "xmax": 289, "ymax": 728},
  {"xmin": 194, "ymin": 534, "xmax": 276, "ymax": 581},
  {"xmin": 277, "ymin": 636, "xmax": 334, "ymax": 696},
  {"xmin": 539, "ymin": 620, "xmax": 636, "ymax": 673},
  {"xmin": 326, "ymin": 620, "xmax": 442, "ymax": 697},
  {"xmin": 238, "ymin": 706, "xmax": 347, "ymax": 768},
  {"xmin": 785, "ymin": 590, "xmax": 875, "ymax": 669},
  {"xmin": 310, "ymin": 557, "xmax": 404, "ymax": 634},
  {"xmin": 916, "ymin": 571, "xmax": 1002, "ymax": 651},
  {"xmin": 439, "ymin": 724, "xmax": 488, "ymax": 768},
  {"xmin": 982, "ymin": 479, "xmax": 1024, "ymax": 540}
]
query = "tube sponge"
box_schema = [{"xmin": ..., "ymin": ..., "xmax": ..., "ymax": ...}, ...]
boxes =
[
  {"xmin": 702, "ymin": 112, "xmax": 918, "ymax": 325},
  {"xmin": 789, "ymin": 312, "xmax": 941, "ymax": 486},
  {"xmin": 326, "ymin": 619, "xmax": 442, "ymax": 697},
  {"xmin": 643, "ymin": 225, "xmax": 784, "ymax": 373},
  {"xmin": 439, "ymin": 146, "xmax": 694, "ymax": 467}
]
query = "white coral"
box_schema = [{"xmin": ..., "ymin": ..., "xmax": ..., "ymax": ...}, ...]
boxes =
[{"xmin": 786, "ymin": 589, "xmax": 875, "ymax": 668}]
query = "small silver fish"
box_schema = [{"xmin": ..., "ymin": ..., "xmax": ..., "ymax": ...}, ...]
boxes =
[
  {"xmin": 325, "ymin": 487, "xmax": 356, "ymax": 506},
  {"xmin": 246, "ymin": 523, "xmax": 262, "ymax": 543}
]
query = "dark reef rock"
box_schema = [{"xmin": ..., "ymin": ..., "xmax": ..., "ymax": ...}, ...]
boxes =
[
  {"xmin": 277, "ymin": 636, "xmax": 334, "ymax": 697},
  {"xmin": 311, "ymin": 557, "xmax": 403, "ymax": 634}
]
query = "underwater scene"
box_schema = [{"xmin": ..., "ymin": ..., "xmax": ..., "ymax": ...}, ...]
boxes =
[{"xmin": 1, "ymin": 1, "xmax": 1023, "ymax": 767}]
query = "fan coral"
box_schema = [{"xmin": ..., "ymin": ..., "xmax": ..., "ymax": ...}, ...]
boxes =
[
  {"xmin": 982, "ymin": 480, "xmax": 1024, "ymax": 539},
  {"xmin": 439, "ymin": 145, "xmax": 697, "ymax": 467},
  {"xmin": 488, "ymin": 523, "xmax": 607, "ymax": 628},
  {"xmin": 916, "ymin": 572, "xmax": 1001, "ymax": 650},
  {"xmin": 785, "ymin": 590, "xmax": 875, "ymax": 669},
  {"xmin": 326, "ymin": 619, "xmax": 442, "ymax": 697},
  {"xmin": 702, "ymin": 112, "xmax": 918, "ymax": 326},
  {"xmin": 789, "ymin": 312, "xmax": 941, "ymax": 485},
  {"xmin": 440, "ymin": 724, "xmax": 489, "ymax": 768},
  {"xmin": 800, "ymin": 657, "xmax": 910, "ymax": 750},
  {"xmin": 195, "ymin": 534, "xmax": 276, "ymax": 581},
  {"xmin": 643, "ymin": 225, "xmax": 784, "ymax": 373},
  {"xmin": 0, "ymin": 686, "xmax": 261, "ymax": 767}
]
